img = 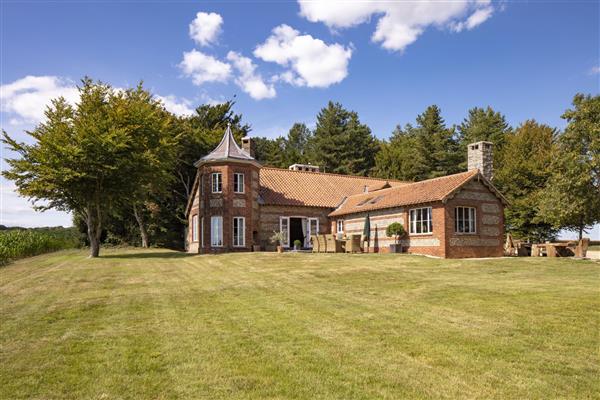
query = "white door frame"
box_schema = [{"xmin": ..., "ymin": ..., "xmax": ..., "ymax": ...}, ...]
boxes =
[{"xmin": 279, "ymin": 216, "xmax": 290, "ymax": 247}]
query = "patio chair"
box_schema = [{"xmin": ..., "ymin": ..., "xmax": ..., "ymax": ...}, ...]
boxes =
[
  {"xmin": 574, "ymin": 238, "xmax": 590, "ymax": 258},
  {"xmin": 318, "ymin": 235, "xmax": 327, "ymax": 253},
  {"xmin": 310, "ymin": 235, "xmax": 319, "ymax": 253},
  {"xmin": 345, "ymin": 234, "xmax": 362, "ymax": 253},
  {"xmin": 326, "ymin": 234, "xmax": 344, "ymax": 253}
]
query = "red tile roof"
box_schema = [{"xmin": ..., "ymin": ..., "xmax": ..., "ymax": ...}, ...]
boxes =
[
  {"xmin": 329, "ymin": 169, "xmax": 506, "ymax": 217},
  {"xmin": 259, "ymin": 168, "xmax": 407, "ymax": 208}
]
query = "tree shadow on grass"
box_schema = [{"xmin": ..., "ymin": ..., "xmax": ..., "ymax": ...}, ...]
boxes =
[{"xmin": 100, "ymin": 251, "xmax": 193, "ymax": 260}]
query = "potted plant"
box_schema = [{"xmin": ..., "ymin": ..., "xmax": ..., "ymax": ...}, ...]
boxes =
[
  {"xmin": 386, "ymin": 222, "xmax": 406, "ymax": 253},
  {"xmin": 293, "ymin": 239, "xmax": 302, "ymax": 251},
  {"xmin": 270, "ymin": 231, "xmax": 286, "ymax": 253}
]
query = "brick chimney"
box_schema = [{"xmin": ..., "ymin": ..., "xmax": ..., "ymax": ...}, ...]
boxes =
[
  {"xmin": 468, "ymin": 141, "xmax": 493, "ymax": 181},
  {"xmin": 241, "ymin": 136, "xmax": 255, "ymax": 158}
]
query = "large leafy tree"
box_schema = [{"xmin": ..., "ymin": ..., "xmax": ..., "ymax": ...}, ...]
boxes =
[
  {"xmin": 494, "ymin": 120, "xmax": 558, "ymax": 241},
  {"xmin": 537, "ymin": 94, "xmax": 600, "ymax": 239},
  {"xmin": 2, "ymin": 78, "xmax": 175, "ymax": 257},
  {"xmin": 312, "ymin": 101, "xmax": 378, "ymax": 175}
]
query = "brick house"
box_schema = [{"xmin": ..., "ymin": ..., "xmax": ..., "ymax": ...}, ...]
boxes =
[{"xmin": 186, "ymin": 126, "xmax": 507, "ymax": 258}]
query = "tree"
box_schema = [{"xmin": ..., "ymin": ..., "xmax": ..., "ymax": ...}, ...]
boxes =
[
  {"xmin": 2, "ymin": 78, "xmax": 167, "ymax": 257},
  {"xmin": 112, "ymin": 85, "xmax": 178, "ymax": 248},
  {"xmin": 374, "ymin": 105, "xmax": 460, "ymax": 181},
  {"xmin": 283, "ymin": 123, "xmax": 313, "ymax": 166},
  {"xmin": 537, "ymin": 94, "xmax": 600, "ymax": 239},
  {"xmin": 312, "ymin": 101, "xmax": 377, "ymax": 175},
  {"xmin": 494, "ymin": 120, "xmax": 558, "ymax": 241},
  {"xmin": 457, "ymin": 106, "xmax": 511, "ymax": 169},
  {"xmin": 374, "ymin": 125, "xmax": 429, "ymax": 181}
]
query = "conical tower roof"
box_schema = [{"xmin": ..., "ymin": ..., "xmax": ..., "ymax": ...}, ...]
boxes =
[{"xmin": 195, "ymin": 124, "xmax": 258, "ymax": 166}]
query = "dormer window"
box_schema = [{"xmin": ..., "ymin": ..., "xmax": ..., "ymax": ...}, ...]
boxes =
[{"xmin": 211, "ymin": 172, "xmax": 222, "ymax": 193}]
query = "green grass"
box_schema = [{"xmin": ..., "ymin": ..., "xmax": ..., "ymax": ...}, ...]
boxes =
[{"xmin": 1, "ymin": 249, "xmax": 598, "ymax": 399}]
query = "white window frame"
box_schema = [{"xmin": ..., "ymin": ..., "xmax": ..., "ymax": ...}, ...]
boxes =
[
  {"xmin": 200, "ymin": 217, "xmax": 204, "ymax": 247},
  {"xmin": 233, "ymin": 217, "xmax": 245, "ymax": 247},
  {"xmin": 211, "ymin": 172, "xmax": 222, "ymax": 193},
  {"xmin": 210, "ymin": 216, "xmax": 223, "ymax": 247},
  {"xmin": 279, "ymin": 217, "xmax": 290, "ymax": 248},
  {"xmin": 233, "ymin": 173, "xmax": 245, "ymax": 194},
  {"xmin": 337, "ymin": 220, "xmax": 344, "ymax": 234},
  {"xmin": 192, "ymin": 214, "xmax": 198, "ymax": 242},
  {"xmin": 307, "ymin": 218, "xmax": 319, "ymax": 248},
  {"xmin": 455, "ymin": 206, "xmax": 477, "ymax": 234},
  {"xmin": 409, "ymin": 207, "xmax": 433, "ymax": 235}
]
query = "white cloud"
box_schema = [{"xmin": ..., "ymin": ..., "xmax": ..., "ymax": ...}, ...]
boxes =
[
  {"xmin": 179, "ymin": 49, "xmax": 232, "ymax": 85},
  {"xmin": 298, "ymin": 0, "xmax": 495, "ymax": 52},
  {"xmin": 254, "ymin": 24, "xmax": 352, "ymax": 88},
  {"xmin": 226, "ymin": 51, "xmax": 276, "ymax": 100},
  {"xmin": 451, "ymin": 6, "xmax": 494, "ymax": 32},
  {"xmin": 589, "ymin": 66, "xmax": 600, "ymax": 75},
  {"xmin": 189, "ymin": 11, "xmax": 223, "ymax": 46},
  {"xmin": 155, "ymin": 94, "xmax": 195, "ymax": 116},
  {"xmin": 0, "ymin": 76, "xmax": 79, "ymax": 124}
]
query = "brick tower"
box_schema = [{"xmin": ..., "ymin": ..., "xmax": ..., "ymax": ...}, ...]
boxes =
[{"xmin": 186, "ymin": 124, "xmax": 261, "ymax": 253}]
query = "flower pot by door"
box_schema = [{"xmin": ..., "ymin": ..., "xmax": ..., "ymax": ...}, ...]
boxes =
[{"xmin": 277, "ymin": 245, "xmax": 283, "ymax": 253}]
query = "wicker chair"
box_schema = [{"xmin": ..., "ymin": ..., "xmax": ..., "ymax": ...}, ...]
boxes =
[
  {"xmin": 326, "ymin": 234, "xmax": 344, "ymax": 253},
  {"xmin": 310, "ymin": 235, "xmax": 319, "ymax": 253},
  {"xmin": 318, "ymin": 235, "xmax": 327, "ymax": 253},
  {"xmin": 345, "ymin": 234, "xmax": 362, "ymax": 253}
]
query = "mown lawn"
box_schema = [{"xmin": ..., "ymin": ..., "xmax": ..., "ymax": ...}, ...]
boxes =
[{"xmin": 1, "ymin": 249, "xmax": 598, "ymax": 399}]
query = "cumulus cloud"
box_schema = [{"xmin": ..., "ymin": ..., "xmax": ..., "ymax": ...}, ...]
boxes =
[
  {"xmin": 226, "ymin": 51, "xmax": 276, "ymax": 100},
  {"xmin": 179, "ymin": 49, "xmax": 232, "ymax": 85},
  {"xmin": 155, "ymin": 94, "xmax": 195, "ymax": 116},
  {"xmin": 254, "ymin": 24, "xmax": 352, "ymax": 88},
  {"xmin": 189, "ymin": 11, "xmax": 223, "ymax": 46},
  {"xmin": 298, "ymin": 0, "xmax": 495, "ymax": 52},
  {"xmin": 589, "ymin": 66, "xmax": 600, "ymax": 75},
  {"xmin": 1, "ymin": 75, "xmax": 196, "ymax": 126},
  {"xmin": 0, "ymin": 76, "xmax": 79, "ymax": 124}
]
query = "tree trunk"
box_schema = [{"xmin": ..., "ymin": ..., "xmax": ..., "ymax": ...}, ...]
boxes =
[
  {"xmin": 133, "ymin": 203, "xmax": 149, "ymax": 248},
  {"xmin": 578, "ymin": 225, "xmax": 583, "ymax": 241},
  {"xmin": 84, "ymin": 205, "xmax": 102, "ymax": 258}
]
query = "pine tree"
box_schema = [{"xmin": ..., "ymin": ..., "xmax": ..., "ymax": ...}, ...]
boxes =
[
  {"xmin": 457, "ymin": 106, "xmax": 511, "ymax": 169},
  {"xmin": 312, "ymin": 101, "xmax": 377, "ymax": 175}
]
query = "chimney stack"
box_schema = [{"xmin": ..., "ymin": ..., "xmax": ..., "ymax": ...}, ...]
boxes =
[
  {"xmin": 468, "ymin": 141, "xmax": 493, "ymax": 181},
  {"xmin": 241, "ymin": 136, "xmax": 255, "ymax": 158}
]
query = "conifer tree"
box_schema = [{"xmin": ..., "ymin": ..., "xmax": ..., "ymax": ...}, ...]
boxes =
[{"xmin": 312, "ymin": 101, "xmax": 377, "ymax": 175}]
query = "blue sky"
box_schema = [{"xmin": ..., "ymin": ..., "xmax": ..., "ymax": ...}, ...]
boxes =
[{"xmin": 1, "ymin": 0, "xmax": 599, "ymax": 237}]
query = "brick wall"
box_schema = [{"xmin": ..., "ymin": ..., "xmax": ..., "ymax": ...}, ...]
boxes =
[
  {"xmin": 258, "ymin": 205, "xmax": 332, "ymax": 250},
  {"xmin": 335, "ymin": 205, "xmax": 447, "ymax": 257},
  {"xmin": 187, "ymin": 161, "xmax": 260, "ymax": 253},
  {"xmin": 444, "ymin": 179, "xmax": 504, "ymax": 258}
]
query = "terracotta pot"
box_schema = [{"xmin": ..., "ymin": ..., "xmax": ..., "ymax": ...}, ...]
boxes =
[{"xmin": 277, "ymin": 245, "xmax": 283, "ymax": 253}]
